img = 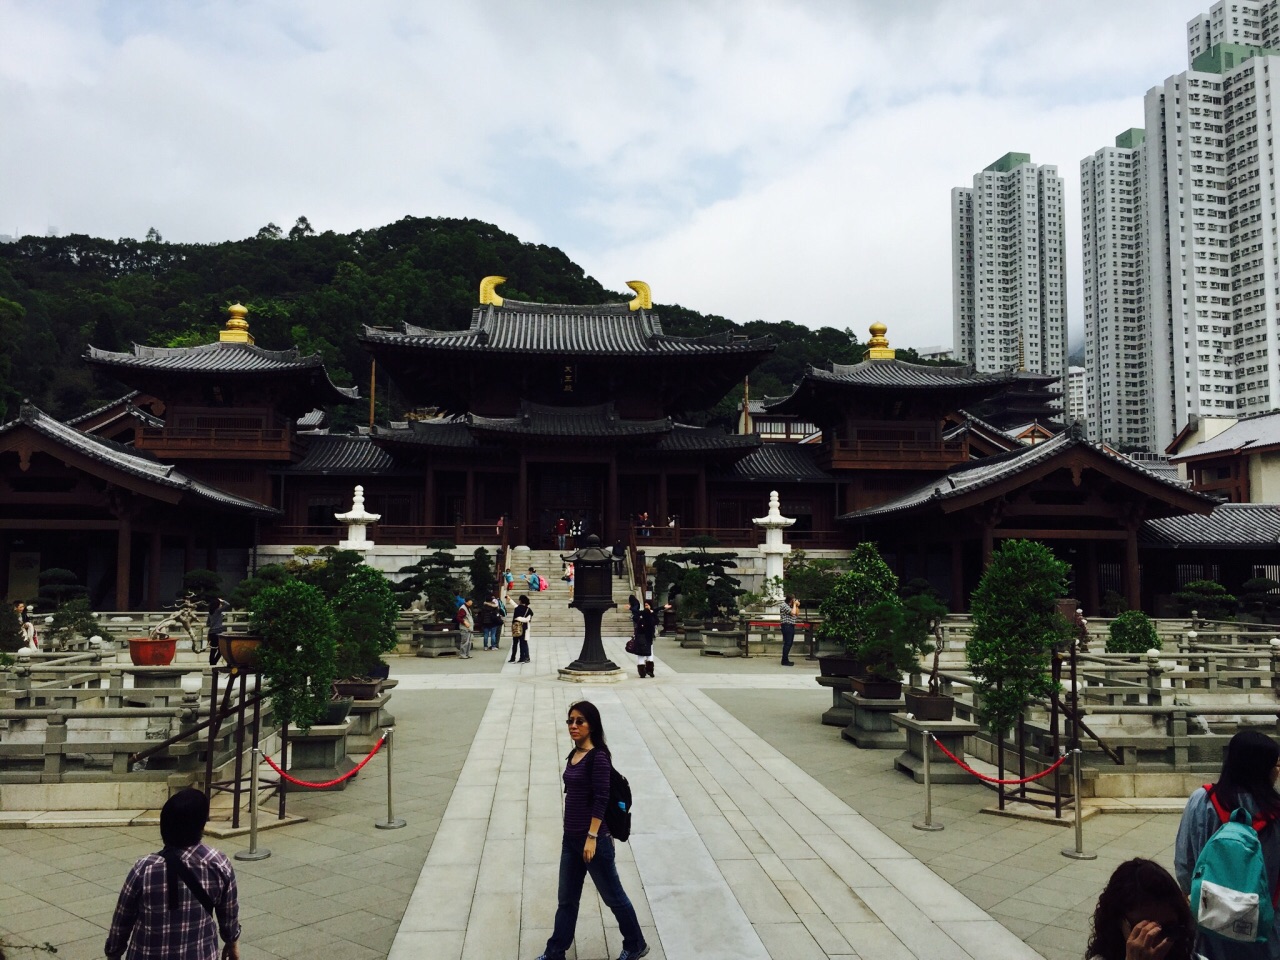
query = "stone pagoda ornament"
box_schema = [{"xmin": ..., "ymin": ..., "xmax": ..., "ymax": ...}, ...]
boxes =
[
  {"xmin": 335, "ymin": 485, "xmax": 380, "ymax": 552},
  {"xmin": 753, "ymin": 490, "xmax": 795, "ymax": 608}
]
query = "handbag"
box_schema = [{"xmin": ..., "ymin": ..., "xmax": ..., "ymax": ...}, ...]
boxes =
[{"xmin": 625, "ymin": 636, "xmax": 636, "ymax": 654}]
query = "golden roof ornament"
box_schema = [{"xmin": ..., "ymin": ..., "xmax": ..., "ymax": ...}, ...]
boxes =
[
  {"xmin": 626, "ymin": 280, "xmax": 652, "ymax": 311},
  {"xmin": 864, "ymin": 321, "xmax": 895, "ymax": 360},
  {"xmin": 479, "ymin": 276, "xmax": 506, "ymax": 306},
  {"xmin": 219, "ymin": 303, "xmax": 254, "ymax": 344}
]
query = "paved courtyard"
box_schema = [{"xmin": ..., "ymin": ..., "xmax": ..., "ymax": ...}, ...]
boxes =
[{"xmin": 0, "ymin": 633, "xmax": 1186, "ymax": 960}]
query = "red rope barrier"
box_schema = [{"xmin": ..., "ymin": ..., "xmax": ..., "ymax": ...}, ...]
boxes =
[
  {"xmin": 929, "ymin": 733, "xmax": 1068, "ymax": 785},
  {"xmin": 263, "ymin": 731, "xmax": 387, "ymax": 789}
]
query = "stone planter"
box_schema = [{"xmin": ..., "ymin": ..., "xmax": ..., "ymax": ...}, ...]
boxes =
[
  {"xmin": 849, "ymin": 676, "xmax": 902, "ymax": 700},
  {"xmin": 840, "ymin": 691, "xmax": 906, "ymax": 749},
  {"xmin": 699, "ymin": 629, "xmax": 746, "ymax": 657},
  {"xmin": 413, "ymin": 627, "xmax": 460, "ymax": 657},
  {"xmin": 891, "ymin": 713, "xmax": 980, "ymax": 783},
  {"xmin": 815, "ymin": 676, "xmax": 855, "ymax": 726},
  {"xmin": 818, "ymin": 653, "xmax": 862, "ymax": 678},
  {"xmin": 128, "ymin": 636, "xmax": 177, "ymax": 667},
  {"xmin": 903, "ymin": 688, "xmax": 955, "ymax": 722},
  {"xmin": 334, "ymin": 679, "xmax": 383, "ymax": 700},
  {"xmin": 286, "ymin": 720, "xmax": 355, "ymax": 791},
  {"xmin": 320, "ymin": 696, "xmax": 355, "ymax": 725}
]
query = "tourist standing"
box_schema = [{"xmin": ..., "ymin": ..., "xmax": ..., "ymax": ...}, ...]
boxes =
[
  {"xmin": 1174, "ymin": 729, "xmax": 1280, "ymax": 959},
  {"xmin": 535, "ymin": 700, "xmax": 648, "ymax": 960},
  {"xmin": 503, "ymin": 567, "xmax": 515, "ymax": 599},
  {"xmin": 779, "ymin": 594, "xmax": 799, "ymax": 666},
  {"xmin": 633, "ymin": 599, "xmax": 659, "ymax": 678},
  {"xmin": 565, "ymin": 561, "xmax": 575, "ymax": 601},
  {"xmin": 206, "ymin": 597, "xmax": 229, "ymax": 666},
  {"xmin": 481, "ymin": 593, "xmax": 502, "ymax": 651},
  {"xmin": 556, "ymin": 516, "xmax": 568, "ymax": 550},
  {"xmin": 1085, "ymin": 858, "xmax": 1195, "ymax": 960},
  {"xmin": 509, "ymin": 595, "xmax": 533, "ymax": 663},
  {"xmin": 455, "ymin": 598, "xmax": 475, "ymax": 659},
  {"xmin": 105, "ymin": 788, "xmax": 241, "ymax": 960}
]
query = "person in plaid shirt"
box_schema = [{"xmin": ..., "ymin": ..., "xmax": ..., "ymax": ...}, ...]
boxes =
[{"xmin": 106, "ymin": 788, "xmax": 241, "ymax": 960}]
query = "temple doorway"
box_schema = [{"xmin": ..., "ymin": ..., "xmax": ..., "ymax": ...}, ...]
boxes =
[{"xmin": 528, "ymin": 465, "xmax": 605, "ymax": 549}]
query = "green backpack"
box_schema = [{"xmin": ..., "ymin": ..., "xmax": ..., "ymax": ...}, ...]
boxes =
[{"xmin": 1191, "ymin": 785, "xmax": 1279, "ymax": 945}]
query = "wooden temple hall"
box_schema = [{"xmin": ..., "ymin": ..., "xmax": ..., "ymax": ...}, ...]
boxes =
[{"xmin": 0, "ymin": 278, "xmax": 1228, "ymax": 612}]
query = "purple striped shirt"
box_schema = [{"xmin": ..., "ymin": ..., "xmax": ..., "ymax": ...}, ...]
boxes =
[
  {"xmin": 105, "ymin": 843, "xmax": 240, "ymax": 960},
  {"xmin": 563, "ymin": 748, "xmax": 612, "ymax": 838}
]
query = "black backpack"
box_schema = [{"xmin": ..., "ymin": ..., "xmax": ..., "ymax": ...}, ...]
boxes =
[{"xmin": 584, "ymin": 750, "xmax": 633, "ymax": 842}]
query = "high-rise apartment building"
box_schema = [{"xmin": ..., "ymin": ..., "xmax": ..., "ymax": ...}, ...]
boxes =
[
  {"xmin": 1081, "ymin": 129, "xmax": 1150, "ymax": 448},
  {"xmin": 1067, "ymin": 365, "xmax": 1087, "ymax": 426},
  {"xmin": 951, "ymin": 153, "xmax": 1067, "ymax": 385}
]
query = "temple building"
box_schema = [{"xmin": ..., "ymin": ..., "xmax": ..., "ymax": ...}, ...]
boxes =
[{"xmin": 0, "ymin": 278, "xmax": 1238, "ymax": 613}]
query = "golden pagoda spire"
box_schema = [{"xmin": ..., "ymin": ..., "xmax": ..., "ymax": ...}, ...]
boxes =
[
  {"xmin": 864, "ymin": 321, "xmax": 895, "ymax": 360},
  {"xmin": 219, "ymin": 303, "xmax": 254, "ymax": 344}
]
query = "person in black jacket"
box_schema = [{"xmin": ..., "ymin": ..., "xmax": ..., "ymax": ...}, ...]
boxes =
[
  {"xmin": 509, "ymin": 595, "xmax": 533, "ymax": 663},
  {"xmin": 633, "ymin": 599, "xmax": 661, "ymax": 678},
  {"xmin": 205, "ymin": 599, "xmax": 228, "ymax": 666}
]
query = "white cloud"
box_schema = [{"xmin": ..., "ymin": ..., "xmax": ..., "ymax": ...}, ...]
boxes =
[{"xmin": 0, "ymin": 0, "xmax": 1217, "ymax": 350}]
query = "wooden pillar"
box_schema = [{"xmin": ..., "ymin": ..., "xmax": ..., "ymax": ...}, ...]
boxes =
[
  {"xmin": 146, "ymin": 531, "xmax": 163, "ymax": 609},
  {"xmin": 116, "ymin": 516, "xmax": 133, "ymax": 611},
  {"xmin": 517, "ymin": 456, "xmax": 528, "ymax": 545},
  {"xmin": 464, "ymin": 470, "xmax": 475, "ymax": 525},
  {"xmin": 696, "ymin": 469, "xmax": 707, "ymax": 530},
  {"xmin": 1084, "ymin": 540, "xmax": 1100, "ymax": 616},
  {"xmin": 424, "ymin": 467, "xmax": 435, "ymax": 528},
  {"xmin": 950, "ymin": 539, "xmax": 965, "ymax": 613},
  {"xmin": 1124, "ymin": 524, "xmax": 1141, "ymax": 610},
  {"xmin": 606, "ymin": 458, "xmax": 618, "ymax": 545},
  {"xmin": 657, "ymin": 471, "xmax": 668, "ymax": 525}
]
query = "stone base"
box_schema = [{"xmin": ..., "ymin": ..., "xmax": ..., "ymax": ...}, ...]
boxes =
[
  {"xmin": 815, "ymin": 676, "xmax": 854, "ymax": 727},
  {"xmin": 840, "ymin": 694, "xmax": 906, "ymax": 749},
  {"xmin": 557, "ymin": 667, "xmax": 628, "ymax": 684},
  {"xmin": 286, "ymin": 722, "xmax": 356, "ymax": 792},
  {"xmin": 414, "ymin": 630, "xmax": 460, "ymax": 658},
  {"xmin": 891, "ymin": 714, "xmax": 981, "ymax": 784},
  {"xmin": 700, "ymin": 631, "xmax": 746, "ymax": 657}
]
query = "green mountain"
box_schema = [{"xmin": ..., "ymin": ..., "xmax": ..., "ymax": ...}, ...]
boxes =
[{"xmin": 0, "ymin": 215, "xmax": 918, "ymax": 427}]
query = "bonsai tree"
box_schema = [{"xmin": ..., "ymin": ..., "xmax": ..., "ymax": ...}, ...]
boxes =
[
  {"xmin": 653, "ymin": 537, "xmax": 743, "ymax": 621},
  {"xmin": 967, "ymin": 539, "xmax": 1069, "ymax": 738},
  {"xmin": 35, "ymin": 568, "xmax": 87, "ymax": 611},
  {"xmin": 230, "ymin": 564, "xmax": 290, "ymax": 610},
  {"xmin": 1174, "ymin": 579, "xmax": 1237, "ymax": 622},
  {"xmin": 1106, "ymin": 609, "xmax": 1161, "ymax": 654},
  {"xmin": 468, "ymin": 547, "xmax": 496, "ymax": 602},
  {"xmin": 1239, "ymin": 577, "xmax": 1280, "ymax": 619},
  {"xmin": 45, "ymin": 597, "xmax": 101, "ymax": 650},
  {"xmin": 900, "ymin": 582, "xmax": 948, "ymax": 694},
  {"xmin": 783, "ymin": 550, "xmax": 840, "ymax": 614},
  {"xmin": 1100, "ymin": 589, "xmax": 1128, "ymax": 617},
  {"xmin": 394, "ymin": 543, "xmax": 464, "ymax": 621},
  {"xmin": 290, "ymin": 546, "xmax": 365, "ymax": 599},
  {"xmin": 333, "ymin": 564, "xmax": 400, "ymax": 679},
  {"xmin": 182, "ymin": 568, "xmax": 223, "ymax": 604},
  {"xmin": 250, "ymin": 579, "xmax": 337, "ymax": 733},
  {"xmin": 817, "ymin": 542, "xmax": 899, "ymax": 657}
]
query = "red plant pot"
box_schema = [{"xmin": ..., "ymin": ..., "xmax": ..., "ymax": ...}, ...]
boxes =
[{"xmin": 128, "ymin": 637, "xmax": 177, "ymax": 667}]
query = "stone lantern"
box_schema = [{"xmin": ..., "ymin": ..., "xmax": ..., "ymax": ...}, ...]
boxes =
[
  {"xmin": 336, "ymin": 485, "xmax": 380, "ymax": 552},
  {"xmin": 753, "ymin": 490, "xmax": 795, "ymax": 608},
  {"xmin": 560, "ymin": 535, "xmax": 623, "ymax": 681}
]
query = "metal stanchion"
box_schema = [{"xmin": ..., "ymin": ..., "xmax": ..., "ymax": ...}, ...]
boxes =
[
  {"xmin": 375, "ymin": 728, "xmax": 407, "ymax": 830},
  {"xmin": 235, "ymin": 746, "xmax": 271, "ymax": 861},
  {"xmin": 913, "ymin": 731, "xmax": 945, "ymax": 832},
  {"xmin": 1061, "ymin": 748, "xmax": 1096, "ymax": 860}
]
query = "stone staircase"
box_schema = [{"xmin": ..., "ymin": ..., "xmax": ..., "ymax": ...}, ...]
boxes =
[{"xmin": 503, "ymin": 549, "xmax": 636, "ymax": 637}]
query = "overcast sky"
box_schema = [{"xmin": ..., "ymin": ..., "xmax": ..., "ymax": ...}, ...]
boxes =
[{"xmin": 1, "ymin": 0, "xmax": 1216, "ymax": 350}]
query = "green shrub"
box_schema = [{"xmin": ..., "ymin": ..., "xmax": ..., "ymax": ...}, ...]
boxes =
[
  {"xmin": 1106, "ymin": 610, "xmax": 1160, "ymax": 654},
  {"xmin": 333, "ymin": 565, "xmax": 400, "ymax": 678},
  {"xmin": 1239, "ymin": 577, "xmax": 1280, "ymax": 617},
  {"xmin": 46, "ymin": 597, "xmax": 100, "ymax": 649},
  {"xmin": 1174, "ymin": 579, "xmax": 1237, "ymax": 621},
  {"xmin": 230, "ymin": 564, "xmax": 290, "ymax": 610},
  {"xmin": 818, "ymin": 542, "xmax": 899, "ymax": 656},
  {"xmin": 182, "ymin": 568, "xmax": 223, "ymax": 603},
  {"xmin": 250, "ymin": 580, "xmax": 337, "ymax": 732},
  {"xmin": 0, "ymin": 606, "xmax": 23, "ymax": 654},
  {"xmin": 967, "ymin": 540, "xmax": 1069, "ymax": 738},
  {"xmin": 36, "ymin": 568, "xmax": 87, "ymax": 611}
]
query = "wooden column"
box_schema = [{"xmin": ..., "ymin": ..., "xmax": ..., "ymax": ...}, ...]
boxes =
[
  {"xmin": 606, "ymin": 458, "xmax": 618, "ymax": 545},
  {"xmin": 950, "ymin": 539, "xmax": 965, "ymax": 613},
  {"xmin": 464, "ymin": 470, "xmax": 475, "ymax": 525},
  {"xmin": 1124, "ymin": 523, "xmax": 1141, "ymax": 610},
  {"xmin": 115, "ymin": 516, "xmax": 133, "ymax": 611},
  {"xmin": 517, "ymin": 456, "xmax": 528, "ymax": 545},
  {"xmin": 1084, "ymin": 540, "xmax": 1100, "ymax": 615},
  {"xmin": 657, "ymin": 471, "xmax": 668, "ymax": 525},
  {"xmin": 146, "ymin": 531, "xmax": 163, "ymax": 609}
]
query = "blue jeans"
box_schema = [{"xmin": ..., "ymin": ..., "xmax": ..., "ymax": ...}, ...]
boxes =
[
  {"xmin": 483, "ymin": 625, "xmax": 499, "ymax": 649},
  {"xmin": 544, "ymin": 833, "xmax": 644, "ymax": 958}
]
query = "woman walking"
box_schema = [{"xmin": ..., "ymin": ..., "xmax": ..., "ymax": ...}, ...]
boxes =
[
  {"xmin": 1174, "ymin": 729, "xmax": 1280, "ymax": 959},
  {"xmin": 509, "ymin": 594, "xmax": 533, "ymax": 664},
  {"xmin": 633, "ymin": 599, "xmax": 659, "ymax": 678},
  {"xmin": 535, "ymin": 700, "xmax": 648, "ymax": 960}
]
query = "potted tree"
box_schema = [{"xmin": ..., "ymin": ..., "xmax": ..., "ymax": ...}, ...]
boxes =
[
  {"xmin": 850, "ymin": 598, "xmax": 912, "ymax": 698},
  {"xmin": 250, "ymin": 579, "xmax": 338, "ymax": 733},
  {"xmin": 816, "ymin": 542, "xmax": 898, "ymax": 677},
  {"xmin": 1174, "ymin": 579, "xmax": 1237, "ymax": 624},
  {"xmin": 900, "ymin": 583, "xmax": 953, "ymax": 720},
  {"xmin": 967, "ymin": 539, "xmax": 1069, "ymax": 743},
  {"xmin": 332, "ymin": 564, "xmax": 400, "ymax": 698},
  {"xmin": 395, "ymin": 543, "xmax": 465, "ymax": 657}
]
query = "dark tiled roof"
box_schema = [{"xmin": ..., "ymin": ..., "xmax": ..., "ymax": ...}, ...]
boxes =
[
  {"xmin": 1141, "ymin": 504, "xmax": 1280, "ymax": 547},
  {"xmin": 1, "ymin": 402, "xmax": 279, "ymax": 516},
  {"xmin": 469, "ymin": 402, "xmax": 671, "ymax": 438},
  {"xmin": 85, "ymin": 342, "xmax": 359, "ymax": 400},
  {"xmin": 282, "ymin": 435, "xmax": 402, "ymax": 475},
  {"xmin": 713, "ymin": 444, "xmax": 835, "ymax": 482},
  {"xmin": 838, "ymin": 430, "xmax": 1213, "ymax": 521},
  {"xmin": 795, "ymin": 359, "xmax": 1020, "ymax": 391},
  {"xmin": 655, "ymin": 426, "xmax": 761, "ymax": 453},
  {"xmin": 361, "ymin": 300, "xmax": 772, "ymax": 357},
  {"xmin": 66, "ymin": 391, "xmax": 140, "ymax": 426},
  {"xmin": 371, "ymin": 419, "xmax": 479, "ymax": 449},
  {"xmin": 296, "ymin": 409, "xmax": 327, "ymax": 430}
]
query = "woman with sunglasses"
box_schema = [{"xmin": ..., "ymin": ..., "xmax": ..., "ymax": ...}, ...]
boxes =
[
  {"xmin": 536, "ymin": 701, "xmax": 648, "ymax": 960},
  {"xmin": 1085, "ymin": 858, "xmax": 1195, "ymax": 960}
]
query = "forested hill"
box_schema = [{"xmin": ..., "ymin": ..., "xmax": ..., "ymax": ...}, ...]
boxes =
[{"xmin": 0, "ymin": 215, "xmax": 932, "ymax": 427}]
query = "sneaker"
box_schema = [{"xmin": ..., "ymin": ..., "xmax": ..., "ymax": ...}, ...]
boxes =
[{"xmin": 617, "ymin": 946, "xmax": 649, "ymax": 960}]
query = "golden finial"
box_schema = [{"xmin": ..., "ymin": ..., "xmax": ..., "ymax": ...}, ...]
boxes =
[
  {"xmin": 479, "ymin": 276, "xmax": 506, "ymax": 306},
  {"xmin": 626, "ymin": 280, "xmax": 652, "ymax": 311},
  {"xmin": 864, "ymin": 321, "xmax": 894, "ymax": 360},
  {"xmin": 219, "ymin": 303, "xmax": 254, "ymax": 344}
]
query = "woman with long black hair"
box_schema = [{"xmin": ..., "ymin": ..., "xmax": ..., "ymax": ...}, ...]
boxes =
[
  {"xmin": 1175, "ymin": 729, "xmax": 1280, "ymax": 959},
  {"xmin": 535, "ymin": 700, "xmax": 648, "ymax": 960},
  {"xmin": 1085, "ymin": 858, "xmax": 1195, "ymax": 960}
]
